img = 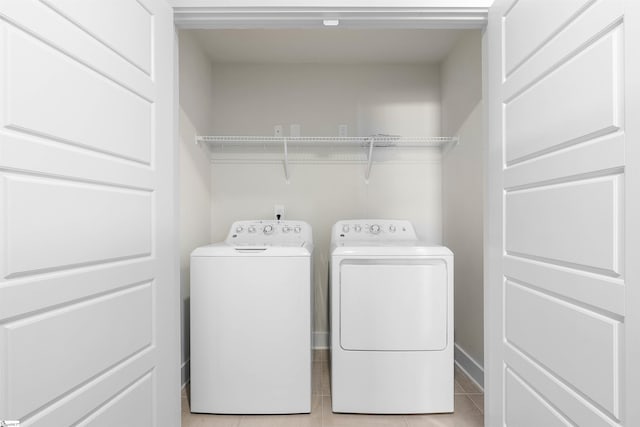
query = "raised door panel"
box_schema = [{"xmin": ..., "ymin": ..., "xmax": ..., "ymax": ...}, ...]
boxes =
[
  {"xmin": 505, "ymin": 282, "xmax": 620, "ymax": 416},
  {"xmin": 40, "ymin": 0, "xmax": 152, "ymax": 74},
  {"xmin": 3, "ymin": 174, "xmax": 152, "ymax": 277},
  {"xmin": 3, "ymin": 26, "xmax": 152, "ymax": 164},
  {"xmin": 505, "ymin": 369, "xmax": 572, "ymax": 427},
  {"xmin": 75, "ymin": 374, "xmax": 154, "ymax": 427},
  {"xmin": 505, "ymin": 27, "xmax": 622, "ymax": 163},
  {"xmin": 505, "ymin": 175, "xmax": 621, "ymax": 275},
  {"xmin": 3, "ymin": 284, "xmax": 153, "ymax": 420},
  {"xmin": 504, "ymin": 0, "xmax": 594, "ymax": 76}
]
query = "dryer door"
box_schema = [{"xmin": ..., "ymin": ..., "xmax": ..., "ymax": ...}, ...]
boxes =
[{"xmin": 340, "ymin": 259, "xmax": 448, "ymax": 351}]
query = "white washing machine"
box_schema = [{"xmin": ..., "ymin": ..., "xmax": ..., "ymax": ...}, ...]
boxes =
[
  {"xmin": 330, "ymin": 219, "xmax": 453, "ymax": 414},
  {"xmin": 190, "ymin": 220, "xmax": 313, "ymax": 414}
]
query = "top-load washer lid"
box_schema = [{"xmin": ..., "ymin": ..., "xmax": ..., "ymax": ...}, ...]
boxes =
[{"xmin": 191, "ymin": 220, "xmax": 313, "ymax": 257}]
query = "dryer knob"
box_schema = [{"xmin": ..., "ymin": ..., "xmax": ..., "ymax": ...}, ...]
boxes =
[
  {"xmin": 342, "ymin": 224, "xmax": 350, "ymax": 233},
  {"xmin": 370, "ymin": 224, "xmax": 381, "ymax": 234},
  {"xmin": 389, "ymin": 225, "xmax": 396, "ymax": 233},
  {"xmin": 236, "ymin": 226, "xmax": 244, "ymax": 233},
  {"xmin": 263, "ymin": 224, "xmax": 274, "ymax": 235},
  {"xmin": 282, "ymin": 226, "xmax": 291, "ymax": 233},
  {"xmin": 354, "ymin": 225, "xmax": 362, "ymax": 232},
  {"xmin": 294, "ymin": 226, "xmax": 301, "ymax": 233},
  {"xmin": 248, "ymin": 226, "xmax": 256, "ymax": 233}
]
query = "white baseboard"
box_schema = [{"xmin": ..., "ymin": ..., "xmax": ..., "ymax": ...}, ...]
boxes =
[
  {"xmin": 313, "ymin": 331, "xmax": 329, "ymax": 349},
  {"xmin": 454, "ymin": 343, "xmax": 484, "ymax": 390},
  {"xmin": 181, "ymin": 359, "xmax": 190, "ymax": 388}
]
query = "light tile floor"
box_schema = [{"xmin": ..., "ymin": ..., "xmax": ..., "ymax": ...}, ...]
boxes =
[{"xmin": 182, "ymin": 350, "xmax": 484, "ymax": 427}]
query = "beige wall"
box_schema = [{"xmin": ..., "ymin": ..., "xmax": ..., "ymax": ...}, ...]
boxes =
[
  {"xmin": 441, "ymin": 30, "xmax": 485, "ymax": 376},
  {"xmin": 178, "ymin": 31, "xmax": 213, "ymax": 385},
  {"xmin": 208, "ymin": 62, "xmax": 444, "ymax": 341},
  {"xmin": 441, "ymin": 31, "xmax": 483, "ymax": 137},
  {"xmin": 209, "ymin": 63, "xmax": 441, "ymax": 138}
]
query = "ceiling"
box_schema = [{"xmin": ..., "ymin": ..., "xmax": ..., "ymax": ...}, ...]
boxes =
[{"xmin": 190, "ymin": 29, "xmax": 471, "ymax": 64}]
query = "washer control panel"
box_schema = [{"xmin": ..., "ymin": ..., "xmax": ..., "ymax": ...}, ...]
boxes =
[
  {"xmin": 227, "ymin": 220, "xmax": 312, "ymax": 246},
  {"xmin": 332, "ymin": 219, "xmax": 417, "ymax": 242}
]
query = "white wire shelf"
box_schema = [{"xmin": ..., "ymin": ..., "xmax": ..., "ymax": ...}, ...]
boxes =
[
  {"xmin": 196, "ymin": 135, "xmax": 459, "ymax": 183},
  {"xmin": 197, "ymin": 135, "xmax": 457, "ymax": 147}
]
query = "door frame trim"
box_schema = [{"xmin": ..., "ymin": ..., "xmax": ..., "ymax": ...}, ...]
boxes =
[
  {"xmin": 172, "ymin": 5, "xmax": 488, "ymax": 29},
  {"xmin": 483, "ymin": 8, "xmax": 502, "ymax": 426}
]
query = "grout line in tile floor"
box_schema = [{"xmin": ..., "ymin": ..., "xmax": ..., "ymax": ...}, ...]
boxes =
[{"xmin": 182, "ymin": 350, "xmax": 484, "ymax": 426}]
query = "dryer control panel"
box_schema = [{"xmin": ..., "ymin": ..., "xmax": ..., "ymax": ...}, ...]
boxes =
[
  {"xmin": 332, "ymin": 220, "xmax": 417, "ymax": 242},
  {"xmin": 227, "ymin": 220, "xmax": 313, "ymax": 246}
]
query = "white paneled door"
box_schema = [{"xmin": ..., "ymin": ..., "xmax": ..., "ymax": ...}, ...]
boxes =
[
  {"xmin": 0, "ymin": 0, "xmax": 179, "ymax": 426},
  {"xmin": 487, "ymin": 0, "xmax": 639, "ymax": 426}
]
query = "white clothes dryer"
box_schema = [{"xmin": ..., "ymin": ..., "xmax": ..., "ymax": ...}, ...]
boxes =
[
  {"xmin": 190, "ymin": 220, "xmax": 313, "ymax": 414},
  {"xmin": 330, "ymin": 219, "xmax": 453, "ymax": 414}
]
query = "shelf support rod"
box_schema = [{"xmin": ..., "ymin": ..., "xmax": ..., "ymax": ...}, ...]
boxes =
[
  {"xmin": 283, "ymin": 137, "xmax": 290, "ymax": 183},
  {"xmin": 365, "ymin": 137, "xmax": 375, "ymax": 183}
]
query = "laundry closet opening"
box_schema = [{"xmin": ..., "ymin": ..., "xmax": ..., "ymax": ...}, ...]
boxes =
[{"xmin": 177, "ymin": 27, "xmax": 485, "ymax": 389}]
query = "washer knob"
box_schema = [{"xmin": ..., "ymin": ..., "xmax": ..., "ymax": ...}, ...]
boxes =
[
  {"xmin": 389, "ymin": 225, "xmax": 396, "ymax": 233},
  {"xmin": 263, "ymin": 224, "xmax": 274, "ymax": 235},
  {"xmin": 294, "ymin": 226, "xmax": 301, "ymax": 233},
  {"xmin": 342, "ymin": 224, "xmax": 350, "ymax": 233},
  {"xmin": 354, "ymin": 225, "xmax": 362, "ymax": 232},
  {"xmin": 282, "ymin": 226, "xmax": 291, "ymax": 233},
  {"xmin": 248, "ymin": 225, "xmax": 256, "ymax": 233},
  {"xmin": 235, "ymin": 226, "xmax": 244, "ymax": 233},
  {"xmin": 370, "ymin": 224, "xmax": 381, "ymax": 234}
]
